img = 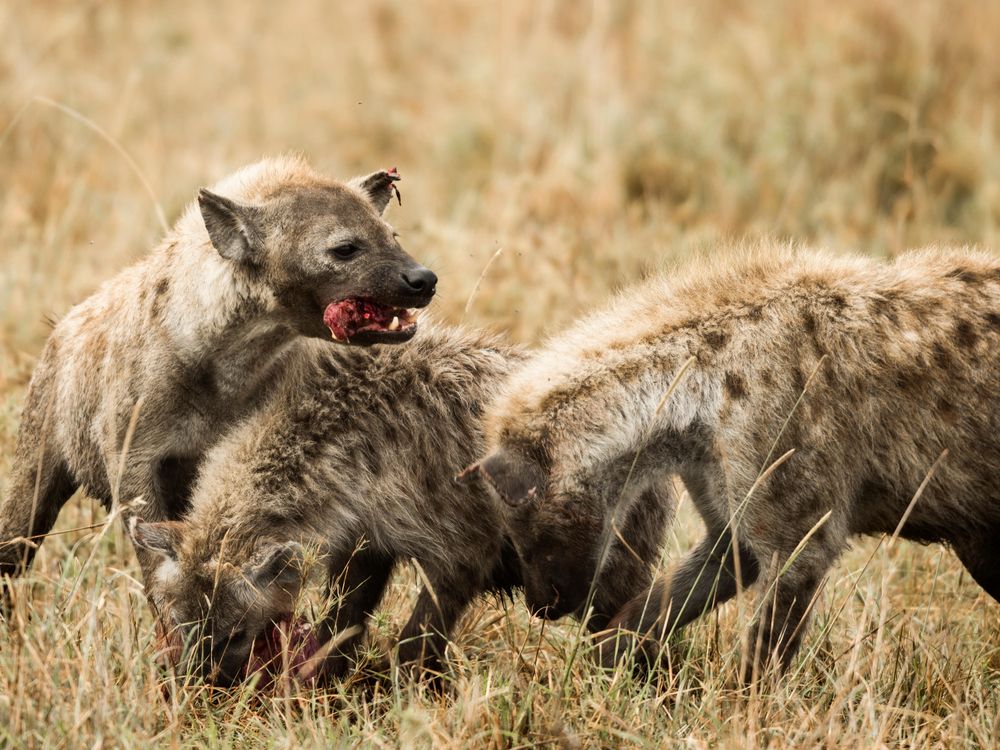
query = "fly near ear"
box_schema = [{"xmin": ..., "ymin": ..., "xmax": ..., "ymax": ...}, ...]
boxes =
[
  {"xmin": 348, "ymin": 167, "xmax": 401, "ymax": 215},
  {"xmin": 197, "ymin": 188, "xmax": 265, "ymax": 264}
]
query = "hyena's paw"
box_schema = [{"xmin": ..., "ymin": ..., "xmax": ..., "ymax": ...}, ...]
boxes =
[
  {"xmin": 737, "ymin": 618, "xmax": 800, "ymax": 687},
  {"xmin": 335, "ymin": 653, "xmax": 445, "ymax": 695}
]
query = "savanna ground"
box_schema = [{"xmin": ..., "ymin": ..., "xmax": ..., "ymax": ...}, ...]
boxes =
[{"xmin": 1, "ymin": 1, "xmax": 999, "ymax": 747}]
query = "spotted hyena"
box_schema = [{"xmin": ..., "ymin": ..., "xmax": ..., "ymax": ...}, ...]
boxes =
[
  {"xmin": 129, "ymin": 323, "xmax": 671, "ymax": 685},
  {"xmin": 463, "ymin": 244, "xmax": 1000, "ymax": 679},
  {"xmin": 0, "ymin": 155, "xmax": 437, "ymax": 605}
]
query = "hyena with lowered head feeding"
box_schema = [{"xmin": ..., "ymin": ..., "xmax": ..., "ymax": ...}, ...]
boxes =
[
  {"xmin": 463, "ymin": 245, "xmax": 1000, "ymax": 680},
  {"xmin": 0, "ymin": 155, "xmax": 437, "ymax": 605},
  {"xmin": 128, "ymin": 323, "xmax": 671, "ymax": 685}
]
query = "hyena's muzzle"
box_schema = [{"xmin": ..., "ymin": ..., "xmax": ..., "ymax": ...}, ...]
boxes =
[{"xmin": 322, "ymin": 260, "xmax": 437, "ymax": 345}]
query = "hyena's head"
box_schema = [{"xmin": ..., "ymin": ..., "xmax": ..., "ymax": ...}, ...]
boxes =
[
  {"xmin": 129, "ymin": 519, "xmax": 308, "ymax": 685},
  {"xmin": 198, "ymin": 165, "xmax": 436, "ymax": 345},
  {"xmin": 459, "ymin": 440, "xmax": 608, "ymax": 621}
]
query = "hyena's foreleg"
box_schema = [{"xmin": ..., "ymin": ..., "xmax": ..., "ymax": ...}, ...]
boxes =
[
  {"xmin": 394, "ymin": 565, "xmax": 481, "ymax": 678},
  {"xmin": 0, "ymin": 455, "xmax": 77, "ymax": 599},
  {"xmin": 315, "ymin": 544, "xmax": 395, "ymax": 680},
  {"xmin": 0, "ymin": 365, "xmax": 79, "ymax": 612},
  {"xmin": 589, "ymin": 483, "xmax": 675, "ymax": 632},
  {"xmin": 596, "ymin": 527, "xmax": 759, "ymax": 670},
  {"xmin": 741, "ymin": 516, "xmax": 845, "ymax": 682}
]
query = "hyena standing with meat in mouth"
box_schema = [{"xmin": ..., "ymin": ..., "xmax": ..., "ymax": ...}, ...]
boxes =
[
  {"xmin": 463, "ymin": 244, "xmax": 1000, "ymax": 679},
  {"xmin": 0, "ymin": 155, "xmax": 436, "ymax": 607}
]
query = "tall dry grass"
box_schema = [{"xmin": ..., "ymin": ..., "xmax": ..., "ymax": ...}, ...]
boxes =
[{"xmin": 0, "ymin": 1, "xmax": 998, "ymax": 747}]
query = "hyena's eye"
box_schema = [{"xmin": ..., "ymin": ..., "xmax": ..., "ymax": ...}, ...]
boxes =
[{"xmin": 328, "ymin": 242, "xmax": 363, "ymax": 261}]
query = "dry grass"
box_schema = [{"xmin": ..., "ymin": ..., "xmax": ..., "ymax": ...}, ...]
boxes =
[{"xmin": 1, "ymin": 1, "xmax": 999, "ymax": 747}]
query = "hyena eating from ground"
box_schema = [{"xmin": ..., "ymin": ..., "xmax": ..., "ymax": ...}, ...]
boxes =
[
  {"xmin": 0, "ymin": 155, "xmax": 437, "ymax": 606},
  {"xmin": 463, "ymin": 245, "xmax": 1000, "ymax": 680},
  {"xmin": 129, "ymin": 323, "xmax": 670, "ymax": 685}
]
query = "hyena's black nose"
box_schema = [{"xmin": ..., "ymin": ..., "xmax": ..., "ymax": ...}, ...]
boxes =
[{"xmin": 401, "ymin": 267, "xmax": 438, "ymax": 296}]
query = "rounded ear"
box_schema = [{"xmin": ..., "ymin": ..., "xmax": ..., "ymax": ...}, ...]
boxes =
[
  {"xmin": 347, "ymin": 167, "xmax": 401, "ymax": 215},
  {"xmin": 197, "ymin": 188, "xmax": 265, "ymax": 263},
  {"xmin": 471, "ymin": 449, "xmax": 546, "ymax": 508},
  {"xmin": 248, "ymin": 541, "xmax": 306, "ymax": 593},
  {"xmin": 129, "ymin": 518, "xmax": 183, "ymax": 561}
]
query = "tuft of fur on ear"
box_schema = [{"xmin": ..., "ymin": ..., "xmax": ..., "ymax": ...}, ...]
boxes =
[
  {"xmin": 129, "ymin": 518, "xmax": 183, "ymax": 561},
  {"xmin": 197, "ymin": 188, "xmax": 265, "ymax": 263},
  {"xmin": 248, "ymin": 541, "xmax": 306, "ymax": 593},
  {"xmin": 472, "ymin": 449, "xmax": 547, "ymax": 508},
  {"xmin": 348, "ymin": 168, "xmax": 401, "ymax": 215}
]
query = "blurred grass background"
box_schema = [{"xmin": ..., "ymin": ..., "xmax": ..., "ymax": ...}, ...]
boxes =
[{"xmin": 1, "ymin": 1, "xmax": 998, "ymax": 747}]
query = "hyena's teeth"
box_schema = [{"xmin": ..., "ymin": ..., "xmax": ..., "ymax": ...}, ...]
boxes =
[
  {"xmin": 330, "ymin": 331, "xmax": 341, "ymax": 341},
  {"xmin": 388, "ymin": 316, "xmax": 400, "ymax": 331}
]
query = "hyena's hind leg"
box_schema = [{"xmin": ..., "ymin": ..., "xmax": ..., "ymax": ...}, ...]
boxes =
[
  {"xmin": 589, "ymin": 482, "xmax": 676, "ymax": 632},
  {"xmin": 596, "ymin": 526, "xmax": 759, "ymax": 670}
]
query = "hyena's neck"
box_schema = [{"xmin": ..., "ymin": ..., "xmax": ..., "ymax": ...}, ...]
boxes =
[
  {"xmin": 555, "ymin": 353, "xmax": 722, "ymax": 485},
  {"xmin": 158, "ymin": 249, "xmax": 299, "ymax": 398}
]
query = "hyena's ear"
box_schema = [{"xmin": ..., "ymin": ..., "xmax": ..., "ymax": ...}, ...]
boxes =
[
  {"xmin": 129, "ymin": 518, "xmax": 183, "ymax": 561},
  {"xmin": 348, "ymin": 168, "xmax": 401, "ymax": 215},
  {"xmin": 248, "ymin": 541, "xmax": 306, "ymax": 593},
  {"xmin": 459, "ymin": 449, "xmax": 546, "ymax": 508},
  {"xmin": 197, "ymin": 188, "xmax": 265, "ymax": 264}
]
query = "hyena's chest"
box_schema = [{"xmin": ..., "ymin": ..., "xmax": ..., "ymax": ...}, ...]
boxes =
[{"xmin": 175, "ymin": 338, "xmax": 296, "ymax": 426}]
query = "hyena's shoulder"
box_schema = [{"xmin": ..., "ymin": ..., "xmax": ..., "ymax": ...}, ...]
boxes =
[
  {"xmin": 723, "ymin": 245, "xmax": 1000, "ymax": 365},
  {"xmin": 671, "ymin": 245, "xmax": 1000, "ymax": 395},
  {"xmin": 581, "ymin": 243, "xmax": 1000, "ymax": 365},
  {"xmin": 44, "ymin": 259, "xmax": 155, "ymax": 397}
]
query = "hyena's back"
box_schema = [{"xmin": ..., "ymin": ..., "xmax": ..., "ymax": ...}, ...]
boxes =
[{"xmin": 687, "ymin": 248, "xmax": 1000, "ymax": 547}]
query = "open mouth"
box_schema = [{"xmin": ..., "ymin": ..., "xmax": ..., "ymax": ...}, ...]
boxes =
[
  {"xmin": 322, "ymin": 298, "xmax": 418, "ymax": 345},
  {"xmin": 244, "ymin": 617, "xmax": 321, "ymax": 685}
]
